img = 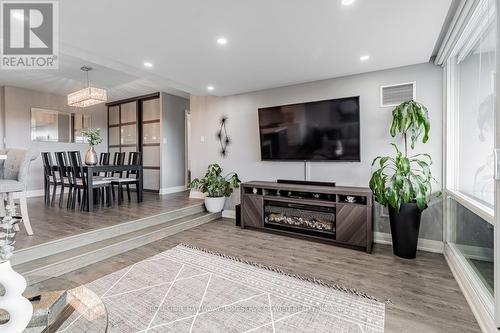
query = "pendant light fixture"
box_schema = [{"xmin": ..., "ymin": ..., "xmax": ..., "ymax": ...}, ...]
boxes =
[{"xmin": 68, "ymin": 66, "xmax": 107, "ymax": 107}]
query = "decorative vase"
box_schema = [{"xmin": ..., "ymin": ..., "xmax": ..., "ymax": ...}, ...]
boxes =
[
  {"xmin": 204, "ymin": 197, "xmax": 226, "ymax": 213},
  {"xmin": 388, "ymin": 203, "xmax": 423, "ymax": 259},
  {"xmin": 0, "ymin": 261, "xmax": 33, "ymax": 333},
  {"xmin": 85, "ymin": 146, "xmax": 98, "ymax": 165}
]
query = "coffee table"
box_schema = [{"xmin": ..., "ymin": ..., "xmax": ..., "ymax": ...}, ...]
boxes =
[{"xmin": 23, "ymin": 276, "xmax": 108, "ymax": 332}]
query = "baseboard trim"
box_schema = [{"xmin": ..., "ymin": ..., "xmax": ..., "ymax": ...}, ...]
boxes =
[
  {"xmin": 159, "ymin": 185, "xmax": 187, "ymax": 195},
  {"xmin": 373, "ymin": 232, "xmax": 444, "ymax": 254},
  {"xmin": 222, "ymin": 209, "xmax": 235, "ymax": 219},
  {"xmin": 444, "ymin": 244, "xmax": 497, "ymax": 333}
]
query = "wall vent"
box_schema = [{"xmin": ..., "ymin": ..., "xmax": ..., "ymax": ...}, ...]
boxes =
[{"xmin": 380, "ymin": 82, "xmax": 416, "ymax": 107}]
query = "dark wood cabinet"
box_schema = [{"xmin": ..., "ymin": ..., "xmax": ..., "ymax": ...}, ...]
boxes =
[
  {"xmin": 241, "ymin": 194, "xmax": 264, "ymax": 228},
  {"xmin": 107, "ymin": 93, "xmax": 160, "ymax": 191},
  {"xmin": 336, "ymin": 204, "xmax": 367, "ymax": 247},
  {"xmin": 240, "ymin": 181, "xmax": 373, "ymax": 253}
]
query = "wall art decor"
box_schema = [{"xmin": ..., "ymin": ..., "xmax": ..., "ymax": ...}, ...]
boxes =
[{"xmin": 217, "ymin": 115, "xmax": 231, "ymax": 157}]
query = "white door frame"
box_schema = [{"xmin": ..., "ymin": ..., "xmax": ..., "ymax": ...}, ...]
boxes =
[{"xmin": 494, "ymin": 0, "xmax": 500, "ymax": 326}]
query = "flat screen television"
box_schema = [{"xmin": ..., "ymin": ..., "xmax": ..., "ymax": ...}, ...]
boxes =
[{"xmin": 258, "ymin": 96, "xmax": 360, "ymax": 161}]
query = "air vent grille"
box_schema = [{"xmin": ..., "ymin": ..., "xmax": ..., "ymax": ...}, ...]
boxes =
[{"xmin": 380, "ymin": 82, "xmax": 416, "ymax": 107}]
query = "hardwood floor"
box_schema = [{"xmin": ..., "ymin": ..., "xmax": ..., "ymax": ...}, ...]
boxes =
[
  {"xmin": 16, "ymin": 191, "xmax": 202, "ymax": 249},
  {"xmin": 56, "ymin": 218, "xmax": 480, "ymax": 333}
]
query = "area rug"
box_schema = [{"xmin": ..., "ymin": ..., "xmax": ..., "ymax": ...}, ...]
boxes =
[{"xmin": 59, "ymin": 244, "xmax": 385, "ymax": 333}]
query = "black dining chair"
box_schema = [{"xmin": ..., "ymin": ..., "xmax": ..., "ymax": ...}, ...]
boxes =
[
  {"xmin": 97, "ymin": 152, "xmax": 111, "ymax": 199},
  {"xmin": 112, "ymin": 152, "xmax": 125, "ymax": 166},
  {"xmin": 54, "ymin": 151, "xmax": 71, "ymax": 208},
  {"xmin": 99, "ymin": 152, "xmax": 110, "ymax": 166},
  {"xmin": 99, "ymin": 152, "xmax": 111, "ymax": 176},
  {"xmin": 67, "ymin": 151, "xmax": 112, "ymax": 210},
  {"xmin": 41, "ymin": 152, "xmax": 61, "ymax": 206},
  {"xmin": 111, "ymin": 152, "xmax": 142, "ymax": 204},
  {"xmin": 111, "ymin": 152, "xmax": 126, "ymax": 200}
]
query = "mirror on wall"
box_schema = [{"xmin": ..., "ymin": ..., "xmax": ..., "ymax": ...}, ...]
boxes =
[
  {"xmin": 31, "ymin": 108, "xmax": 71, "ymax": 143},
  {"xmin": 72, "ymin": 113, "xmax": 92, "ymax": 143},
  {"xmin": 30, "ymin": 108, "xmax": 92, "ymax": 143}
]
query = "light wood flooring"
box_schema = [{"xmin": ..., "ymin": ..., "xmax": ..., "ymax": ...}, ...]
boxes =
[
  {"xmin": 56, "ymin": 218, "xmax": 480, "ymax": 333},
  {"xmin": 16, "ymin": 191, "xmax": 202, "ymax": 249}
]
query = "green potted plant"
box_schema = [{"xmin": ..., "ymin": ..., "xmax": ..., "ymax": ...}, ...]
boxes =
[
  {"xmin": 82, "ymin": 128, "xmax": 103, "ymax": 165},
  {"xmin": 189, "ymin": 163, "xmax": 241, "ymax": 213},
  {"xmin": 369, "ymin": 100, "xmax": 438, "ymax": 259}
]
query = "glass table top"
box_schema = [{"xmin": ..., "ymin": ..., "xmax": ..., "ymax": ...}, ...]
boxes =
[{"xmin": 24, "ymin": 276, "xmax": 108, "ymax": 333}]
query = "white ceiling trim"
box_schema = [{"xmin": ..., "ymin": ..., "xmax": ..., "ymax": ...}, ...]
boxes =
[{"xmin": 435, "ymin": 0, "xmax": 481, "ymax": 65}]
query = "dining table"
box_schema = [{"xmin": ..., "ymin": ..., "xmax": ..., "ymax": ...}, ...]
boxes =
[{"xmin": 48, "ymin": 164, "xmax": 144, "ymax": 212}]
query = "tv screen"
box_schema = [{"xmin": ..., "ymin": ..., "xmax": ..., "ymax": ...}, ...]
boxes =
[{"xmin": 258, "ymin": 96, "xmax": 360, "ymax": 161}]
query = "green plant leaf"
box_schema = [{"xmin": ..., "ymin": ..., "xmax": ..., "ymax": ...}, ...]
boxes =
[
  {"xmin": 188, "ymin": 164, "xmax": 241, "ymax": 197},
  {"xmin": 389, "ymin": 100, "xmax": 431, "ymax": 149},
  {"xmin": 370, "ymin": 145, "xmax": 437, "ymax": 210},
  {"xmin": 371, "ymin": 100, "xmax": 435, "ymax": 210},
  {"xmin": 379, "ymin": 156, "xmax": 391, "ymax": 168}
]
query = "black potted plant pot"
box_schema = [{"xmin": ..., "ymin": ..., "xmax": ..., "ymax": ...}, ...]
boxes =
[{"xmin": 388, "ymin": 203, "xmax": 423, "ymax": 259}]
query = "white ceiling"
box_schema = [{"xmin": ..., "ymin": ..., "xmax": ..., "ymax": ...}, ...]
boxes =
[
  {"xmin": 1, "ymin": 0, "xmax": 453, "ymax": 98},
  {"xmin": 0, "ymin": 53, "xmax": 183, "ymax": 101}
]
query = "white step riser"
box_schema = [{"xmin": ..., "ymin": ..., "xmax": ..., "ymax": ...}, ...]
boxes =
[
  {"xmin": 12, "ymin": 203, "xmax": 205, "ymax": 266},
  {"xmin": 21, "ymin": 212, "xmax": 221, "ymax": 284}
]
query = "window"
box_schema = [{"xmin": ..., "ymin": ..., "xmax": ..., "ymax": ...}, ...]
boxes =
[
  {"xmin": 448, "ymin": 0, "xmax": 496, "ymax": 208},
  {"xmin": 445, "ymin": 0, "xmax": 497, "ymax": 311}
]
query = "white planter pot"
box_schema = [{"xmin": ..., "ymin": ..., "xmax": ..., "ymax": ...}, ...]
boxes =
[
  {"xmin": 0, "ymin": 261, "xmax": 33, "ymax": 333},
  {"xmin": 204, "ymin": 197, "xmax": 226, "ymax": 213}
]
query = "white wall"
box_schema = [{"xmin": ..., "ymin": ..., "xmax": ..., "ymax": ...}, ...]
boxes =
[
  {"xmin": 160, "ymin": 92, "xmax": 190, "ymax": 192},
  {"xmin": 2, "ymin": 86, "xmax": 108, "ymax": 192},
  {"xmin": 190, "ymin": 62, "xmax": 444, "ymax": 241}
]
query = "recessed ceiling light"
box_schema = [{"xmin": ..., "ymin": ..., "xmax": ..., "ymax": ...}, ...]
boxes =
[
  {"xmin": 143, "ymin": 62, "xmax": 153, "ymax": 68},
  {"xmin": 360, "ymin": 55, "xmax": 370, "ymax": 61},
  {"xmin": 217, "ymin": 37, "xmax": 228, "ymax": 45},
  {"xmin": 207, "ymin": 86, "xmax": 215, "ymax": 91},
  {"xmin": 342, "ymin": 0, "xmax": 355, "ymax": 5}
]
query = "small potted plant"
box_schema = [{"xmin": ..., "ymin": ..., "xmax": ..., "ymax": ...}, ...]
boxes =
[
  {"xmin": 189, "ymin": 163, "xmax": 241, "ymax": 213},
  {"xmin": 369, "ymin": 100, "xmax": 439, "ymax": 259},
  {"xmin": 0, "ymin": 205, "xmax": 33, "ymax": 332},
  {"xmin": 82, "ymin": 128, "xmax": 103, "ymax": 165}
]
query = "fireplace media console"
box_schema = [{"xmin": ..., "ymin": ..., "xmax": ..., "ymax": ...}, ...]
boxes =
[{"xmin": 240, "ymin": 181, "xmax": 373, "ymax": 253}]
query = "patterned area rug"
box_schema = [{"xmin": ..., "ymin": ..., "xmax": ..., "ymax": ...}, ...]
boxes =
[{"xmin": 59, "ymin": 244, "xmax": 385, "ymax": 333}]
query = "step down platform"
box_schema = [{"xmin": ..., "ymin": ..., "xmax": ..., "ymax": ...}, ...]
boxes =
[{"xmin": 13, "ymin": 203, "xmax": 220, "ymax": 283}]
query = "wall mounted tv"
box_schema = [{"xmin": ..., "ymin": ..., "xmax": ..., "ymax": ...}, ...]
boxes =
[{"xmin": 258, "ymin": 96, "xmax": 360, "ymax": 161}]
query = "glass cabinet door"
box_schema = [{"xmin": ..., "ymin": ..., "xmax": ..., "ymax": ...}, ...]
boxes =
[
  {"xmin": 109, "ymin": 105, "xmax": 120, "ymax": 126},
  {"xmin": 142, "ymin": 98, "xmax": 160, "ymax": 121},
  {"xmin": 107, "ymin": 101, "xmax": 139, "ymax": 159},
  {"xmin": 107, "ymin": 96, "xmax": 160, "ymax": 191},
  {"xmin": 142, "ymin": 122, "xmax": 160, "ymax": 144},
  {"xmin": 120, "ymin": 102, "xmax": 137, "ymax": 123},
  {"xmin": 108, "ymin": 127, "xmax": 120, "ymax": 146},
  {"xmin": 120, "ymin": 124, "xmax": 137, "ymax": 145}
]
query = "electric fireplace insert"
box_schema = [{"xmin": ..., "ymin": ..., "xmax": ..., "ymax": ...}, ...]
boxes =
[{"xmin": 264, "ymin": 200, "xmax": 335, "ymax": 239}]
